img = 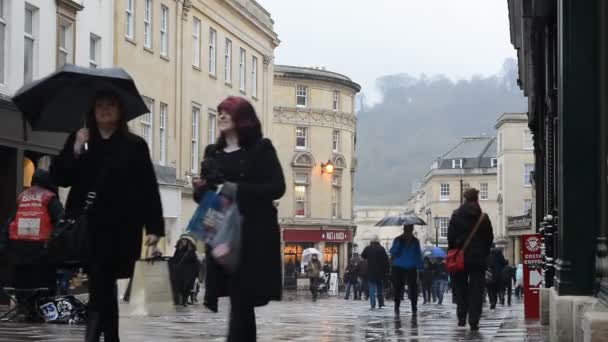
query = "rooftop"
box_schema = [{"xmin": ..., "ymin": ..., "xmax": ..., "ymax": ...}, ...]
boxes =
[
  {"xmin": 274, "ymin": 65, "xmax": 361, "ymax": 93},
  {"xmin": 427, "ymin": 136, "xmax": 497, "ymax": 174}
]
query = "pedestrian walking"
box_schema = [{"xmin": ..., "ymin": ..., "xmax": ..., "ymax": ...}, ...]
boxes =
[
  {"xmin": 421, "ymin": 259, "xmax": 434, "ymax": 304},
  {"xmin": 486, "ymin": 244, "xmax": 507, "ymax": 309},
  {"xmin": 170, "ymin": 235, "xmax": 201, "ymax": 306},
  {"xmin": 389, "ymin": 225, "xmax": 423, "ymax": 317},
  {"xmin": 432, "ymin": 259, "xmax": 449, "ymax": 305},
  {"xmin": 501, "ymin": 261, "xmax": 516, "ymax": 306},
  {"xmin": 305, "ymin": 254, "xmax": 323, "ymax": 301},
  {"xmin": 361, "ymin": 236, "xmax": 389, "ymax": 309},
  {"xmin": 447, "ymin": 188, "xmax": 494, "ymax": 331},
  {"xmin": 196, "ymin": 97, "xmax": 285, "ymax": 342},
  {"xmin": 356, "ymin": 258, "xmax": 369, "ymax": 300},
  {"xmin": 344, "ymin": 261, "xmax": 360, "ymax": 300},
  {"xmin": 51, "ymin": 90, "xmax": 165, "ymax": 342}
]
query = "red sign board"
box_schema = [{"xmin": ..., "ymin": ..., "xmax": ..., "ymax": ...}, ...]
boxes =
[
  {"xmin": 283, "ymin": 229, "xmax": 353, "ymax": 243},
  {"xmin": 522, "ymin": 234, "xmax": 543, "ymax": 319}
]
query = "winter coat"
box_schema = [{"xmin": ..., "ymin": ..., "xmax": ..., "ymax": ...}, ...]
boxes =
[
  {"xmin": 361, "ymin": 242, "xmax": 389, "ymax": 281},
  {"xmin": 433, "ymin": 262, "xmax": 449, "ymax": 281},
  {"xmin": 170, "ymin": 245, "xmax": 201, "ymax": 296},
  {"xmin": 421, "ymin": 264, "xmax": 434, "ymax": 284},
  {"xmin": 447, "ymin": 202, "xmax": 494, "ymax": 272},
  {"xmin": 356, "ymin": 259, "xmax": 368, "ymax": 279},
  {"xmin": 306, "ymin": 259, "xmax": 322, "ymax": 279},
  {"xmin": 344, "ymin": 264, "xmax": 358, "ymax": 283},
  {"xmin": 51, "ymin": 131, "xmax": 165, "ymax": 278},
  {"xmin": 487, "ymin": 248, "xmax": 507, "ymax": 282},
  {"xmin": 201, "ymin": 138, "xmax": 286, "ymax": 308},
  {"xmin": 389, "ymin": 236, "xmax": 424, "ymax": 270}
]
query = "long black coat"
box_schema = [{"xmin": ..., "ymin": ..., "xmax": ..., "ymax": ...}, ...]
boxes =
[
  {"xmin": 361, "ymin": 242, "xmax": 389, "ymax": 281},
  {"xmin": 201, "ymin": 138, "xmax": 285, "ymax": 307},
  {"xmin": 51, "ymin": 131, "xmax": 165, "ymax": 278},
  {"xmin": 447, "ymin": 202, "xmax": 494, "ymax": 271}
]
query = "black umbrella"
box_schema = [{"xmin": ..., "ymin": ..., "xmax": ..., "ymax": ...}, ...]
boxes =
[
  {"xmin": 12, "ymin": 64, "xmax": 149, "ymax": 133},
  {"xmin": 374, "ymin": 215, "xmax": 427, "ymax": 227}
]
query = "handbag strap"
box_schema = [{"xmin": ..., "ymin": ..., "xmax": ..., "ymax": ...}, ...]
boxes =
[{"xmin": 460, "ymin": 211, "xmax": 486, "ymax": 253}]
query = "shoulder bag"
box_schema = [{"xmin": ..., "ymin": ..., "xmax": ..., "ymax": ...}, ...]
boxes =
[{"xmin": 446, "ymin": 212, "xmax": 486, "ymax": 273}]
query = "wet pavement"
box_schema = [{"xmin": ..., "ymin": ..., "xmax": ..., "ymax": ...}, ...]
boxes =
[{"xmin": 0, "ymin": 292, "xmax": 549, "ymax": 341}]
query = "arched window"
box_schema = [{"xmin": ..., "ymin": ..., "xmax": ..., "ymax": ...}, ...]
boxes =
[
  {"xmin": 292, "ymin": 152, "xmax": 315, "ymax": 168},
  {"xmin": 332, "ymin": 155, "xmax": 346, "ymax": 170}
]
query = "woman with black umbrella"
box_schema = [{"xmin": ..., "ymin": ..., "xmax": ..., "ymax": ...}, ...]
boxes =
[
  {"xmin": 194, "ymin": 96, "xmax": 285, "ymax": 341},
  {"xmin": 51, "ymin": 90, "xmax": 164, "ymax": 342}
]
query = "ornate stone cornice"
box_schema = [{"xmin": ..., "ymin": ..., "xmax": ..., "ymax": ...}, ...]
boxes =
[
  {"xmin": 182, "ymin": 0, "xmax": 192, "ymax": 21},
  {"xmin": 56, "ymin": 0, "xmax": 84, "ymax": 12},
  {"xmin": 273, "ymin": 107, "xmax": 357, "ymax": 132}
]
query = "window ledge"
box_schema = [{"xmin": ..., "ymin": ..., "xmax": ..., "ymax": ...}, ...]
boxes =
[
  {"xmin": 209, "ymin": 73, "xmax": 218, "ymax": 80},
  {"xmin": 160, "ymin": 54, "xmax": 170, "ymax": 62},
  {"xmin": 144, "ymin": 46, "xmax": 154, "ymax": 54},
  {"xmin": 192, "ymin": 65, "xmax": 202, "ymax": 72},
  {"xmin": 252, "ymin": 95, "xmax": 259, "ymax": 101},
  {"xmin": 240, "ymin": 89, "xmax": 247, "ymax": 95},
  {"xmin": 225, "ymin": 82, "xmax": 233, "ymax": 88},
  {"xmin": 125, "ymin": 36, "xmax": 137, "ymax": 46}
]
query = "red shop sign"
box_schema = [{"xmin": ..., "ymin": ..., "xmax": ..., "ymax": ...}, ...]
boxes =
[
  {"xmin": 522, "ymin": 234, "xmax": 543, "ymax": 320},
  {"xmin": 283, "ymin": 229, "xmax": 353, "ymax": 243}
]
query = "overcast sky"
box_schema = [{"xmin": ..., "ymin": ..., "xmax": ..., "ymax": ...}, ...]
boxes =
[{"xmin": 259, "ymin": 0, "xmax": 516, "ymax": 104}]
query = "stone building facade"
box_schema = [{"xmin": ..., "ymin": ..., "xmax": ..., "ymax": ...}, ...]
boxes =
[
  {"xmin": 495, "ymin": 113, "xmax": 535, "ymax": 265},
  {"xmin": 272, "ymin": 65, "xmax": 360, "ymax": 289},
  {"xmin": 113, "ymin": 0, "xmax": 279, "ymax": 254}
]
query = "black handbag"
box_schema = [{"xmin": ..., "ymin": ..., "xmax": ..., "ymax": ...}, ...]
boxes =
[
  {"xmin": 47, "ymin": 160, "xmax": 109, "ymax": 263},
  {"xmin": 46, "ymin": 192, "xmax": 96, "ymax": 263}
]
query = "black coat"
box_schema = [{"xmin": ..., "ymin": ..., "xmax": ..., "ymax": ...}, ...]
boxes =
[
  {"xmin": 361, "ymin": 242, "xmax": 389, "ymax": 281},
  {"xmin": 447, "ymin": 203, "xmax": 494, "ymax": 271},
  {"xmin": 201, "ymin": 138, "xmax": 285, "ymax": 308},
  {"xmin": 51, "ymin": 131, "xmax": 165, "ymax": 278}
]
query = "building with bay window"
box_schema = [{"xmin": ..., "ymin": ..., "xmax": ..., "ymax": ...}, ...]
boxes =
[{"xmin": 273, "ymin": 65, "xmax": 360, "ymax": 289}]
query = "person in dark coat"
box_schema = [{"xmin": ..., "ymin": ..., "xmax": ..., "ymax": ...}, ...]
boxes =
[
  {"xmin": 501, "ymin": 261, "xmax": 516, "ymax": 306},
  {"xmin": 51, "ymin": 90, "xmax": 164, "ymax": 342},
  {"xmin": 195, "ymin": 96, "xmax": 285, "ymax": 342},
  {"xmin": 420, "ymin": 258, "xmax": 434, "ymax": 304},
  {"xmin": 432, "ymin": 259, "xmax": 449, "ymax": 305},
  {"xmin": 343, "ymin": 260, "xmax": 359, "ymax": 300},
  {"xmin": 170, "ymin": 235, "xmax": 201, "ymax": 306},
  {"xmin": 356, "ymin": 258, "xmax": 369, "ymax": 300},
  {"xmin": 447, "ymin": 188, "xmax": 494, "ymax": 331},
  {"xmin": 361, "ymin": 236, "xmax": 389, "ymax": 309},
  {"xmin": 486, "ymin": 245, "xmax": 507, "ymax": 308}
]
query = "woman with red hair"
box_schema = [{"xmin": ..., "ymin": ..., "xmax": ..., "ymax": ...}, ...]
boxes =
[{"xmin": 195, "ymin": 96, "xmax": 285, "ymax": 341}]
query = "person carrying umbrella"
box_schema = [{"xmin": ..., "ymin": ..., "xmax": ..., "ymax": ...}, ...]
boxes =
[
  {"xmin": 389, "ymin": 225, "xmax": 423, "ymax": 318},
  {"xmin": 305, "ymin": 254, "xmax": 322, "ymax": 301},
  {"xmin": 50, "ymin": 89, "xmax": 164, "ymax": 342}
]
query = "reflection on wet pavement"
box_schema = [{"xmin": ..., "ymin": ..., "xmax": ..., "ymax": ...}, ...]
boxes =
[{"xmin": 0, "ymin": 292, "xmax": 549, "ymax": 341}]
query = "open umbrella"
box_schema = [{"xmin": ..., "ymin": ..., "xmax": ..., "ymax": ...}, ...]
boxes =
[
  {"xmin": 12, "ymin": 64, "xmax": 149, "ymax": 133},
  {"xmin": 422, "ymin": 246, "xmax": 447, "ymax": 259},
  {"xmin": 301, "ymin": 248, "xmax": 322, "ymax": 265},
  {"xmin": 375, "ymin": 214, "xmax": 427, "ymax": 227}
]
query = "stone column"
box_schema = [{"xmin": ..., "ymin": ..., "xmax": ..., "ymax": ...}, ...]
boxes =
[{"xmin": 555, "ymin": 0, "xmax": 601, "ymax": 296}]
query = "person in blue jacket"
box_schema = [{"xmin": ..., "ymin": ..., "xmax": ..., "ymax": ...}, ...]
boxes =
[{"xmin": 390, "ymin": 224, "xmax": 423, "ymax": 318}]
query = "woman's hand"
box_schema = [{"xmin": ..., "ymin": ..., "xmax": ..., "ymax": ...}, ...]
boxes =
[
  {"xmin": 145, "ymin": 234, "xmax": 159, "ymax": 246},
  {"xmin": 73, "ymin": 128, "xmax": 89, "ymax": 155}
]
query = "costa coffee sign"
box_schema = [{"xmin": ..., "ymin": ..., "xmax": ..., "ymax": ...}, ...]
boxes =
[{"xmin": 283, "ymin": 229, "xmax": 353, "ymax": 242}]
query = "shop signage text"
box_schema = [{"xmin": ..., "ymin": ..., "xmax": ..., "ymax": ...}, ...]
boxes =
[{"xmin": 283, "ymin": 229, "xmax": 353, "ymax": 243}]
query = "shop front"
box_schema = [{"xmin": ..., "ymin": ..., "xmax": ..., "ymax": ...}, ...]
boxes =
[
  {"xmin": 0, "ymin": 96, "xmax": 67, "ymax": 303},
  {"xmin": 281, "ymin": 228, "xmax": 353, "ymax": 290}
]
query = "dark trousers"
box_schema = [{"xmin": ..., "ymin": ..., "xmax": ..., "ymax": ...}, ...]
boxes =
[
  {"xmin": 487, "ymin": 282, "xmax": 500, "ymax": 308},
  {"xmin": 85, "ymin": 264, "xmax": 119, "ymax": 342},
  {"xmin": 453, "ymin": 269, "xmax": 484, "ymax": 325},
  {"xmin": 227, "ymin": 285, "xmax": 256, "ymax": 342},
  {"xmin": 504, "ymin": 281, "xmax": 513, "ymax": 305},
  {"xmin": 422, "ymin": 281, "xmax": 433, "ymax": 304},
  {"xmin": 392, "ymin": 267, "xmax": 418, "ymax": 313}
]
